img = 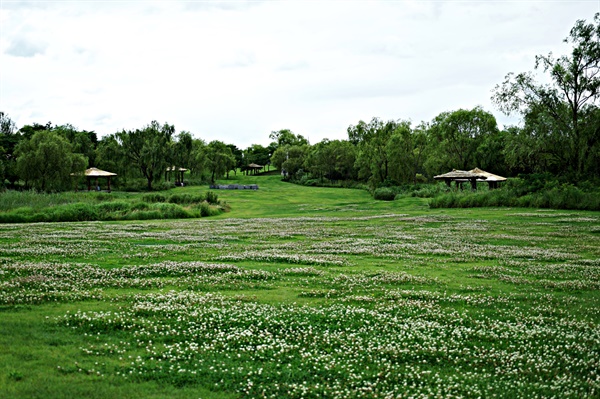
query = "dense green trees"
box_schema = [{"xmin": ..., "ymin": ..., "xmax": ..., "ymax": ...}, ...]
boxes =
[
  {"xmin": 15, "ymin": 130, "xmax": 86, "ymax": 192},
  {"xmin": 425, "ymin": 107, "xmax": 501, "ymax": 175},
  {"xmin": 205, "ymin": 141, "xmax": 235, "ymax": 183},
  {"xmin": 115, "ymin": 121, "xmax": 175, "ymax": 190}
]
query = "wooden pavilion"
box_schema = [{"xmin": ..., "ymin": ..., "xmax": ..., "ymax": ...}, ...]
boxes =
[
  {"xmin": 244, "ymin": 163, "xmax": 264, "ymax": 175},
  {"xmin": 434, "ymin": 168, "xmax": 507, "ymax": 190},
  {"xmin": 83, "ymin": 167, "xmax": 117, "ymax": 192},
  {"xmin": 166, "ymin": 167, "xmax": 188, "ymax": 186},
  {"xmin": 469, "ymin": 168, "xmax": 506, "ymax": 189},
  {"xmin": 434, "ymin": 169, "xmax": 487, "ymax": 190}
]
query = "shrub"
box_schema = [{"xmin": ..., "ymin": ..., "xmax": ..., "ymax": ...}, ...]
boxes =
[
  {"xmin": 429, "ymin": 181, "xmax": 600, "ymax": 211},
  {"xmin": 96, "ymin": 201, "xmax": 131, "ymax": 213},
  {"xmin": 150, "ymin": 202, "xmax": 192, "ymax": 219},
  {"xmin": 194, "ymin": 201, "xmax": 221, "ymax": 217},
  {"xmin": 50, "ymin": 203, "xmax": 99, "ymax": 222},
  {"xmin": 142, "ymin": 193, "xmax": 167, "ymax": 203},
  {"xmin": 130, "ymin": 202, "xmax": 150, "ymax": 211},
  {"xmin": 205, "ymin": 191, "xmax": 219, "ymax": 205},
  {"xmin": 373, "ymin": 187, "xmax": 396, "ymax": 201}
]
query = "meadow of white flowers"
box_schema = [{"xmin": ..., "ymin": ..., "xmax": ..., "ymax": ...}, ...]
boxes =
[{"xmin": 1, "ymin": 211, "xmax": 599, "ymax": 398}]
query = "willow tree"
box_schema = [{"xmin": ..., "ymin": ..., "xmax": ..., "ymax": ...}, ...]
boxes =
[
  {"xmin": 15, "ymin": 130, "xmax": 86, "ymax": 192},
  {"xmin": 116, "ymin": 121, "xmax": 175, "ymax": 190}
]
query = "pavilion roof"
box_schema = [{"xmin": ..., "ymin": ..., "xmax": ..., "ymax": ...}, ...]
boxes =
[
  {"xmin": 434, "ymin": 169, "xmax": 487, "ymax": 180},
  {"xmin": 247, "ymin": 163, "xmax": 263, "ymax": 168},
  {"xmin": 83, "ymin": 167, "xmax": 117, "ymax": 177},
  {"xmin": 469, "ymin": 168, "xmax": 506, "ymax": 182}
]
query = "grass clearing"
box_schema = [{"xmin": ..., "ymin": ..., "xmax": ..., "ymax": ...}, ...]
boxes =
[{"xmin": 1, "ymin": 174, "xmax": 599, "ymax": 398}]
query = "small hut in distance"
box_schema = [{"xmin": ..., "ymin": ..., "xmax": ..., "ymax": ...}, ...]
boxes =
[
  {"xmin": 242, "ymin": 163, "xmax": 264, "ymax": 175},
  {"xmin": 434, "ymin": 168, "xmax": 506, "ymax": 190},
  {"xmin": 83, "ymin": 167, "xmax": 117, "ymax": 192},
  {"xmin": 166, "ymin": 167, "xmax": 188, "ymax": 186},
  {"xmin": 469, "ymin": 168, "xmax": 506, "ymax": 189}
]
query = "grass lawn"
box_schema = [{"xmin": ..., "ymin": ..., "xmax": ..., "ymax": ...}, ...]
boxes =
[{"xmin": 1, "ymin": 173, "xmax": 599, "ymax": 398}]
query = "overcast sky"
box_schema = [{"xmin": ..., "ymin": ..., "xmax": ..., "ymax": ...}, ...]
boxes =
[{"xmin": 1, "ymin": 0, "xmax": 599, "ymax": 148}]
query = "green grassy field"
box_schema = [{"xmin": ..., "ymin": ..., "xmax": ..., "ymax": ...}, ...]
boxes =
[{"xmin": 1, "ymin": 174, "xmax": 599, "ymax": 398}]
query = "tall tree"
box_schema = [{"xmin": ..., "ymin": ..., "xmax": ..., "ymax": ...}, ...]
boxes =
[
  {"xmin": 492, "ymin": 13, "xmax": 600, "ymax": 178},
  {"xmin": 53, "ymin": 124, "xmax": 97, "ymax": 167},
  {"xmin": 425, "ymin": 107, "xmax": 499, "ymax": 175},
  {"xmin": 15, "ymin": 130, "xmax": 86, "ymax": 192},
  {"xmin": 306, "ymin": 139, "xmax": 357, "ymax": 182},
  {"xmin": 387, "ymin": 123, "xmax": 429, "ymax": 184},
  {"xmin": 0, "ymin": 112, "xmax": 20, "ymax": 186},
  {"xmin": 205, "ymin": 140, "xmax": 235, "ymax": 183},
  {"xmin": 116, "ymin": 121, "xmax": 174, "ymax": 190},
  {"xmin": 271, "ymin": 144, "xmax": 308, "ymax": 179},
  {"xmin": 269, "ymin": 129, "xmax": 309, "ymax": 148},
  {"xmin": 348, "ymin": 117, "xmax": 402, "ymax": 185}
]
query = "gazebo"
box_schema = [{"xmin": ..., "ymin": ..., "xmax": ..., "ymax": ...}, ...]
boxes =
[
  {"xmin": 244, "ymin": 163, "xmax": 263, "ymax": 175},
  {"xmin": 83, "ymin": 167, "xmax": 117, "ymax": 192},
  {"xmin": 469, "ymin": 168, "xmax": 506, "ymax": 189},
  {"xmin": 166, "ymin": 167, "xmax": 188, "ymax": 186},
  {"xmin": 434, "ymin": 169, "xmax": 487, "ymax": 190}
]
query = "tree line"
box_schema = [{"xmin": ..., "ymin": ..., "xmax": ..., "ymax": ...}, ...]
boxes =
[{"xmin": 1, "ymin": 14, "xmax": 598, "ymax": 192}]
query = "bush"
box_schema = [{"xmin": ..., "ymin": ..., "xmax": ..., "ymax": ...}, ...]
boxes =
[
  {"xmin": 373, "ymin": 187, "xmax": 396, "ymax": 201},
  {"xmin": 194, "ymin": 201, "xmax": 220, "ymax": 217},
  {"xmin": 49, "ymin": 203, "xmax": 99, "ymax": 222},
  {"xmin": 150, "ymin": 202, "xmax": 192, "ymax": 219},
  {"xmin": 205, "ymin": 191, "xmax": 219, "ymax": 205},
  {"xmin": 142, "ymin": 193, "xmax": 167, "ymax": 203},
  {"xmin": 96, "ymin": 201, "xmax": 131, "ymax": 213},
  {"xmin": 130, "ymin": 202, "xmax": 150, "ymax": 211},
  {"xmin": 428, "ymin": 180, "xmax": 600, "ymax": 211}
]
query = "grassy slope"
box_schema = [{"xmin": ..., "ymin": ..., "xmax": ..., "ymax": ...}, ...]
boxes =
[{"xmin": 0, "ymin": 173, "xmax": 599, "ymax": 398}]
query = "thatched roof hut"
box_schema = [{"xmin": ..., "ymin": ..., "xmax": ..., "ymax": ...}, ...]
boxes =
[
  {"xmin": 434, "ymin": 169, "xmax": 487, "ymax": 190},
  {"xmin": 469, "ymin": 168, "xmax": 506, "ymax": 182},
  {"xmin": 166, "ymin": 166, "xmax": 188, "ymax": 186},
  {"xmin": 243, "ymin": 163, "xmax": 263, "ymax": 175},
  {"xmin": 84, "ymin": 167, "xmax": 117, "ymax": 177},
  {"xmin": 74, "ymin": 167, "xmax": 117, "ymax": 191},
  {"xmin": 434, "ymin": 168, "xmax": 507, "ymax": 190}
]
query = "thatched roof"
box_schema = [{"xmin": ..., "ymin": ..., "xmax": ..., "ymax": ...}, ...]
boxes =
[
  {"xmin": 83, "ymin": 167, "xmax": 116, "ymax": 177},
  {"xmin": 434, "ymin": 169, "xmax": 487, "ymax": 180},
  {"xmin": 469, "ymin": 168, "xmax": 506, "ymax": 182}
]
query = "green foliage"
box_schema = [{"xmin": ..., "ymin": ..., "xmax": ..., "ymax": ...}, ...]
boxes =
[
  {"xmin": 0, "ymin": 188, "xmax": 224, "ymax": 223},
  {"xmin": 373, "ymin": 187, "xmax": 397, "ymax": 201},
  {"xmin": 305, "ymin": 139, "xmax": 357, "ymax": 182},
  {"xmin": 205, "ymin": 141, "xmax": 235, "ymax": 183},
  {"xmin": 15, "ymin": 130, "xmax": 87, "ymax": 192},
  {"xmin": 425, "ymin": 107, "xmax": 500, "ymax": 175},
  {"xmin": 168, "ymin": 193, "xmax": 205, "ymax": 204},
  {"xmin": 429, "ymin": 179, "xmax": 600, "ymax": 210},
  {"xmin": 149, "ymin": 202, "xmax": 192, "ymax": 219},
  {"xmin": 205, "ymin": 191, "xmax": 218, "ymax": 204},
  {"xmin": 271, "ymin": 144, "xmax": 308, "ymax": 180},
  {"xmin": 116, "ymin": 121, "xmax": 175, "ymax": 190},
  {"xmin": 269, "ymin": 129, "xmax": 309, "ymax": 148},
  {"xmin": 142, "ymin": 193, "xmax": 167, "ymax": 203}
]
